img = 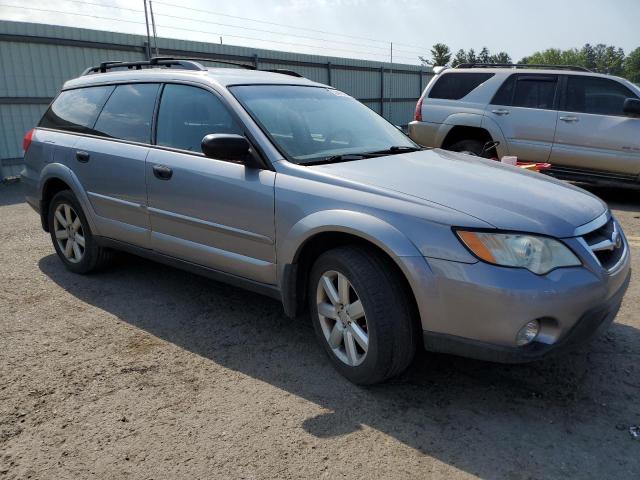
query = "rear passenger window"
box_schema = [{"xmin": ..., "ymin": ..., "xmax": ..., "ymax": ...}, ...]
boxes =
[
  {"xmin": 156, "ymin": 84, "xmax": 241, "ymax": 152},
  {"xmin": 39, "ymin": 86, "xmax": 114, "ymax": 133},
  {"xmin": 512, "ymin": 76, "xmax": 557, "ymax": 109},
  {"xmin": 93, "ymin": 83, "xmax": 159, "ymax": 143},
  {"xmin": 490, "ymin": 75, "xmax": 516, "ymax": 105},
  {"xmin": 428, "ymin": 73, "xmax": 494, "ymax": 100}
]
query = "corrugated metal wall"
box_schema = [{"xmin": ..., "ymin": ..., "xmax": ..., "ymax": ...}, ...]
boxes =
[{"xmin": 0, "ymin": 20, "xmax": 433, "ymax": 179}]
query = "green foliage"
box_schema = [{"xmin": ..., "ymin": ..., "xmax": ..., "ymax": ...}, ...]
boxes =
[
  {"xmin": 420, "ymin": 43, "xmax": 452, "ymax": 67},
  {"xmin": 429, "ymin": 42, "xmax": 638, "ymax": 82}
]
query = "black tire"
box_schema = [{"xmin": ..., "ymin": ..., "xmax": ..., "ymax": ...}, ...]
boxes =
[
  {"xmin": 308, "ymin": 245, "xmax": 417, "ymax": 385},
  {"xmin": 48, "ymin": 190, "xmax": 113, "ymax": 274},
  {"xmin": 448, "ymin": 139, "xmax": 493, "ymax": 158}
]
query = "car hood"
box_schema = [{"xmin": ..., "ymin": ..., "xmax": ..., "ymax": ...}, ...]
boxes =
[{"xmin": 313, "ymin": 149, "xmax": 606, "ymax": 238}]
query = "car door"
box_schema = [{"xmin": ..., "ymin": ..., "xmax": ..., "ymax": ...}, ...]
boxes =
[
  {"xmin": 146, "ymin": 83, "xmax": 276, "ymax": 284},
  {"xmin": 485, "ymin": 74, "xmax": 559, "ymax": 161},
  {"xmin": 73, "ymin": 83, "xmax": 160, "ymax": 247},
  {"xmin": 550, "ymin": 75, "xmax": 640, "ymax": 176}
]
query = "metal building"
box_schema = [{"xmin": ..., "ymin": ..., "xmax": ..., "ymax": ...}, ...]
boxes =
[{"xmin": 0, "ymin": 20, "xmax": 432, "ymax": 179}]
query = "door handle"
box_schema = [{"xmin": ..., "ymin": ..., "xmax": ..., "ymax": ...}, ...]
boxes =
[
  {"xmin": 75, "ymin": 151, "xmax": 90, "ymax": 163},
  {"xmin": 491, "ymin": 109, "xmax": 510, "ymax": 116},
  {"xmin": 152, "ymin": 164, "xmax": 173, "ymax": 180},
  {"xmin": 559, "ymin": 115, "xmax": 579, "ymax": 122}
]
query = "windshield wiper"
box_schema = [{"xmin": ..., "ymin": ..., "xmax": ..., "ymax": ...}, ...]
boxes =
[
  {"xmin": 302, "ymin": 154, "xmax": 367, "ymax": 166},
  {"xmin": 367, "ymin": 146, "xmax": 423, "ymax": 155}
]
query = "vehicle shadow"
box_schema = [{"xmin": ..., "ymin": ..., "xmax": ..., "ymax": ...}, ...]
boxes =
[
  {"xmin": 0, "ymin": 181, "xmax": 26, "ymax": 207},
  {"xmin": 39, "ymin": 253, "xmax": 639, "ymax": 479},
  {"xmin": 578, "ymin": 183, "xmax": 640, "ymax": 213}
]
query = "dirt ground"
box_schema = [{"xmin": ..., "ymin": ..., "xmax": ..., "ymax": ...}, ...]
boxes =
[{"xmin": 0, "ymin": 180, "xmax": 638, "ymax": 480}]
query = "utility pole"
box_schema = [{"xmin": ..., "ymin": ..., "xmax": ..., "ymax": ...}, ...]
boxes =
[
  {"xmin": 389, "ymin": 42, "xmax": 393, "ymax": 122},
  {"xmin": 143, "ymin": 0, "xmax": 152, "ymax": 59},
  {"xmin": 149, "ymin": 1, "xmax": 159, "ymax": 57}
]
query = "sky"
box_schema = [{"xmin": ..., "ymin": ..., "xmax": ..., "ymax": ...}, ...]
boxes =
[{"xmin": 1, "ymin": 0, "xmax": 639, "ymax": 65}]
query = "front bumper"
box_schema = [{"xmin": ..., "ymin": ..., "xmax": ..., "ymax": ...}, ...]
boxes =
[
  {"xmin": 417, "ymin": 236, "xmax": 631, "ymax": 363},
  {"xmin": 423, "ymin": 268, "xmax": 630, "ymax": 363}
]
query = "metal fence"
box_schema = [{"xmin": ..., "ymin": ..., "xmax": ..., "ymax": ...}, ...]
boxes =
[{"xmin": 0, "ymin": 20, "xmax": 433, "ymax": 179}]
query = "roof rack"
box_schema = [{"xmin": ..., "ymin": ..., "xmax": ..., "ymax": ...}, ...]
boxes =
[
  {"xmin": 455, "ymin": 63, "xmax": 592, "ymax": 72},
  {"xmin": 82, "ymin": 57, "xmax": 209, "ymax": 75},
  {"xmin": 81, "ymin": 56, "xmax": 306, "ymax": 78}
]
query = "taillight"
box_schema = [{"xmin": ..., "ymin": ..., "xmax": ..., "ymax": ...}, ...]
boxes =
[
  {"xmin": 23, "ymin": 128, "xmax": 35, "ymax": 152},
  {"xmin": 414, "ymin": 94, "xmax": 424, "ymax": 122}
]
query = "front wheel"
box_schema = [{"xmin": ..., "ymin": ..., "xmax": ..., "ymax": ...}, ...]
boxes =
[{"xmin": 309, "ymin": 246, "xmax": 417, "ymax": 385}]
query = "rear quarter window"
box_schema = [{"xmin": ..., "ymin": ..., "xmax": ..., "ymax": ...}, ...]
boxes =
[
  {"xmin": 428, "ymin": 73, "xmax": 494, "ymax": 100},
  {"xmin": 39, "ymin": 86, "xmax": 114, "ymax": 133}
]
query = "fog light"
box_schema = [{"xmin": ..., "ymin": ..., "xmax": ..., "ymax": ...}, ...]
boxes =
[{"xmin": 516, "ymin": 320, "xmax": 540, "ymax": 346}]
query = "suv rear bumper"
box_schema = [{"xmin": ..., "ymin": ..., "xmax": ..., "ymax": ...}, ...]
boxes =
[{"xmin": 408, "ymin": 120, "xmax": 441, "ymax": 147}]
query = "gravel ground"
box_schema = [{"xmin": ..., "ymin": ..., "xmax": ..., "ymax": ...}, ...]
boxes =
[{"xmin": 0, "ymin": 181, "xmax": 639, "ymax": 480}]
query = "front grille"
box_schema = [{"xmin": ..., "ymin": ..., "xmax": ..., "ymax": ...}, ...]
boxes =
[{"xmin": 581, "ymin": 218, "xmax": 625, "ymax": 271}]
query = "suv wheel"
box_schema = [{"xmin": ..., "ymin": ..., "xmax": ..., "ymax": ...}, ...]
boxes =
[
  {"xmin": 309, "ymin": 246, "xmax": 417, "ymax": 384},
  {"xmin": 48, "ymin": 190, "xmax": 113, "ymax": 273},
  {"xmin": 449, "ymin": 139, "xmax": 493, "ymax": 158}
]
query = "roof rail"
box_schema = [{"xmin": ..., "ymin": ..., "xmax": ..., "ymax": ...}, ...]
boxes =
[
  {"xmin": 454, "ymin": 63, "xmax": 592, "ymax": 73},
  {"xmin": 81, "ymin": 56, "xmax": 306, "ymax": 78},
  {"xmin": 81, "ymin": 57, "xmax": 211, "ymax": 75},
  {"xmin": 263, "ymin": 69, "xmax": 304, "ymax": 78}
]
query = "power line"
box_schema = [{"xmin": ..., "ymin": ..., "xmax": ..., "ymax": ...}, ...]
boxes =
[
  {"xmin": 1, "ymin": 4, "xmax": 419, "ymax": 62},
  {"xmin": 152, "ymin": 0, "xmax": 431, "ymax": 51},
  {"xmin": 52, "ymin": 0, "xmax": 426, "ymax": 56}
]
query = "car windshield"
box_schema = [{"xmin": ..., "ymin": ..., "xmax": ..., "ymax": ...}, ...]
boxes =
[{"xmin": 230, "ymin": 85, "xmax": 418, "ymax": 164}]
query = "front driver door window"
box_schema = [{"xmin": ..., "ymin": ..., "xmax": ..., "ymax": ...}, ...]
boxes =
[
  {"xmin": 146, "ymin": 84, "xmax": 277, "ymax": 284},
  {"xmin": 550, "ymin": 76, "xmax": 640, "ymax": 175}
]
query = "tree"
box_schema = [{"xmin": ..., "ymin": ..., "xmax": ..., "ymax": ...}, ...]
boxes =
[
  {"xmin": 451, "ymin": 49, "xmax": 467, "ymax": 67},
  {"xmin": 478, "ymin": 47, "xmax": 491, "ymax": 64},
  {"xmin": 466, "ymin": 48, "xmax": 477, "ymax": 64},
  {"xmin": 490, "ymin": 51, "xmax": 512, "ymax": 64},
  {"xmin": 624, "ymin": 47, "xmax": 640, "ymax": 84},
  {"xmin": 580, "ymin": 43, "xmax": 597, "ymax": 71},
  {"xmin": 421, "ymin": 43, "xmax": 452, "ymax": 66}
]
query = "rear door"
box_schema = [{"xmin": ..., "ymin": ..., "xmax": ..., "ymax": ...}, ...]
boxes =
[
  {"xmin": 486, "ymin": 74, "xmax": 559, "ymax": 161},
  {"xmin": 73, "ymin": 83, "xmax": 160, "ymax": 247},
  {"xmin": 146, "ymin": 83, "xmax": 276, "ymax": 284},
  {"xmin": 550, "ymin": 75, "xmax": 640, "ymax": 176}
]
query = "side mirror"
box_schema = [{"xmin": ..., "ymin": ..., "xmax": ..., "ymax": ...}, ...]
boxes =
[
  {"xmin": 623, "ymin": 98, "xmax": 640, "ymax": 116},
  {"xmin": 201, "ymin": 134, "xmax": 263, "ymax": 168}
]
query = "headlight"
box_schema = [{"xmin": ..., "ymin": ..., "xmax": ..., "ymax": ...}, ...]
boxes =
[{"xmin": 456, "ymin": 230, "xmax": 581, "ymax": 275}]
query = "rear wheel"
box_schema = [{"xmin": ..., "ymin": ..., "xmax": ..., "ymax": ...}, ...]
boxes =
[
  {"xmin": 48, "ymin": 190, "xmax": 113, "ymax": 273},
  {"xmin": 309, "ymin": 246, "xmax": 417, "ymax": 385},
  {"xmin": 449, "ymin": 139, "xmax": 494, "ymax": 158}
]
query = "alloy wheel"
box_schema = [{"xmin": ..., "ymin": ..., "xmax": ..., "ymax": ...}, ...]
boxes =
[
  {"xmin": 316, "ymin": 270, "xmax": 369, "ymax": 366},
  {"xmin": 53, "ymin": 203, "xmax": 86, "ymax": 263}
]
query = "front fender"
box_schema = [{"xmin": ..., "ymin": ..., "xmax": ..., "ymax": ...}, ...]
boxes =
[
  {"xmin": 39, "ymin": 163, "xmax": 100, "ymax": 235},
  {"xmin": 277, "ymin": 210, "xmax": 439, "ymax": 330}
]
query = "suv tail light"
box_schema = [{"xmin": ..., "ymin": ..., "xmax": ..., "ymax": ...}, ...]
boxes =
[
  {"xmin": 414, "ymin": 94, "xmax": 425, "ymax": 122},
  {"xmin": 23, "ymin": 128, "xmax": 35, "ymax": 152}
]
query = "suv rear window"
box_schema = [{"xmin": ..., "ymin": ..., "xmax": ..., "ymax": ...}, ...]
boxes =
[
  {"xmin": 428, "ymin": 73, "xmax": 494, "ymax": 100},
  {"xmin": 93, "ymin": 83, "xmax": 160, "ymax": 143},
  {"xmin": 39, "ymin": 86, "xmax": 114, "ymax": 133},
  {"xmin": 491, "ymin": 74, "xmax": 558, "ymax": 109}
]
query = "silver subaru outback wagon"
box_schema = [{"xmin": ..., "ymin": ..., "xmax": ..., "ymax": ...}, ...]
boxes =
[{"xmin": 22, "ymin": 58, "xmax": 630, "ymax": 384}]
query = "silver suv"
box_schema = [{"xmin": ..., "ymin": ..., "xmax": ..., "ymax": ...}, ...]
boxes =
[
  {"xmin": 22, "ymin": 58, "xmax": 630, "ymax": 384},
  {"xmin": 409, "ymin": 64, "xmax": 640, "ymax": 186}
]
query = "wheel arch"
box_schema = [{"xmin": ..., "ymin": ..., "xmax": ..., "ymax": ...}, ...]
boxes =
[
  {"xmin": 278, "ymin": 210, "xmax": 428, "ymax": 322},
  {"xmin": 39, "ymin": 163, "xmax": 98, "ymax": 234}
]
